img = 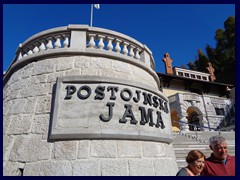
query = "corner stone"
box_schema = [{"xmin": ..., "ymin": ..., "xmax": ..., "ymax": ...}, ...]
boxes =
[
  {"xmin": 9, "ymin": 135, "xmax": 52, "ymax": 162},
  {"xmin": 73, "ymin": 160, "xmax": 100, "ymax": 176},
  {"xmin": 101, "ymin": 159, "xmax": 128, "ymax": 176},
  {"xmin": 24, "ymin": 161, "xmax": 72, "ymax": 176},
  {"xmin": 128, "ymin": 159, "xmax": 155, "ymax": 176}
]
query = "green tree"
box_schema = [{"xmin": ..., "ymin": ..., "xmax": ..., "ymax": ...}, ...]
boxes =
[
  {"xmin": 187, "ymin": 49, "xmax": 209, "ymax": 72},
  {"xmin": 187, "ymin": 16, "xmax": 235, "ymax": 84}
]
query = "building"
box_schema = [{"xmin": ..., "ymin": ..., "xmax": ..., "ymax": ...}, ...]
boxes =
[
  {"xmin": 3, "ymin": 25, "xmax": 178, "ymax": 176},
  {"xmin": 158, "ymin": 53, "xmax": 235, "ymax": 132}
]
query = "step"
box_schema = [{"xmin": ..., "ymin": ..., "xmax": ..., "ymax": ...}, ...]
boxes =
[
  {"xmin": 173, "ymin": 141, "xmax": 207, "ymax": 145},
  {"xmin": 175, "ymin": 149, "xmax": 235, "ymax": 154},
  {"xmin": 175, "ymin": 151, "xmax": 235, "ymax": 159},
  {"xmin": 174, "ymin": 148, "xmax": 235, "ymax": 155},
  {"xmin": 173, "ymin": 144, "xmax": 209, "ymax": 147},
  {"xmin": 173, "ymin": 147, "xmax": 209, "ymax": 150},
  {"xmin": 175, "ymin": 150, "xmax": 235, "ymax": 154},
  {"xmin": 173, "ymin": 143, "xmax": 235, "ymax": 149}
]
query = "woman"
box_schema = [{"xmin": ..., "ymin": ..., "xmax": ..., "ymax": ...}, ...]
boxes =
[{"xmin": 176, "ymin": 150, "xmax": 205, "ymax": 176}]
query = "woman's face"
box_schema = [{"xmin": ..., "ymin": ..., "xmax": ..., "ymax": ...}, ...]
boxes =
[{"xmin": 190, "ymin": 157, "xmax": 205, "ymax": 175}]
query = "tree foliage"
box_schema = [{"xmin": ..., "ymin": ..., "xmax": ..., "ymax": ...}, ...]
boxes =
[{"xmin": 187, "ymin": 16, "xmax": 235, "ymax": 84}]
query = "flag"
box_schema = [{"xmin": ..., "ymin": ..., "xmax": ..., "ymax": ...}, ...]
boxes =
[{"xmin": 94, "ymin": 4, "xmax": 100, "ymax": 9}]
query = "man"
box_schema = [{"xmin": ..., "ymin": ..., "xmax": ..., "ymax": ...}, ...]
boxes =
[{"xmin": 201, "ymin": 135, "xmax": 235, "ymax": 176}]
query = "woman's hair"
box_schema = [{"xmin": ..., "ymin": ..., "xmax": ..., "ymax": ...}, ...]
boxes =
[{"xmin": 186, "ymin": 150, "xmax": 205, "ymax": 164}]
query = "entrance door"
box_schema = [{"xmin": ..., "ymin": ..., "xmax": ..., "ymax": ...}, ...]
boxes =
[{"xmin": 188, "ymin": 112, "xmax": 200, "ymax": 131}]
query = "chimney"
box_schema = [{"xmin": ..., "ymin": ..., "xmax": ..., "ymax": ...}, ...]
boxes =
[{"xmin": 162, "ymin": 53, "xmax": 173, "ymax": 74}]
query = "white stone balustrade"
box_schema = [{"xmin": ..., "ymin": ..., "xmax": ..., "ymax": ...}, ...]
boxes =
[
  {"xmin": 8, "ymin": 25, "xmax": 155, "ymax": 79},
  {"xmin": 85, "ymin": 32, "xmax": 144, "ymax": 60},
  {"xmin": 16, "ymin": 31, "xmax": 71, "ymax": 60},
  {"xmin": 19, "ymin": 36, "xmax": 70, "ymax": 58}
]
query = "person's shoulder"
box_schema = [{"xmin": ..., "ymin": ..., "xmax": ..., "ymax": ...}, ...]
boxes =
[
  {"xmin": 205, "ymin": 154, "xmax": 216, "ymax": 162},
  {"xmin": 176, "ymin": 168, "xmax": 188, "ymax": 176},
  {"xmin": 205, "ymin": 156, "xmax": 213, "ymax": 162},
  {"xmin": 228, "ymin": 155, "xmax": 235, "ymax": 160},
  {"xmin": 204, "ymin": 156, "xmax": 217, "ymax": 165}
]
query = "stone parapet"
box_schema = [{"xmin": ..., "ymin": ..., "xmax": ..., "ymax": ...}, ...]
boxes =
[{"xmin": 4, "ymin": 25, "xmax": 156, "ymax": 87}]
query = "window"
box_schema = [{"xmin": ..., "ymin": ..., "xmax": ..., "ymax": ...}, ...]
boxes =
[
  {"xmin": 178, "ymin": 72, "xmax": 183, "ymax": 76},
  {"xmin": 190, "ymin": 88, "xmax": 202, "ymax": 95},
  {"xmin": 191, "ymin": 74, "xmax": 196, "ymax": 78},
  {"xmin": 185, "ymin": 73, "xmax": 189, "ymax": 77},
  {"xmin": 215, "ymin": 108, "xmax": 225, "ymax": 115},
  {"xmin": 197, "ymin": 75, "xmax": 201, "ymax": 79},
  {"xmin": 188, "ymin": 112, "xmax": 200, "ymax": 131},
  {"xmin": 202, "ymin": 76, "xmax": 207, "ymax": 80}
]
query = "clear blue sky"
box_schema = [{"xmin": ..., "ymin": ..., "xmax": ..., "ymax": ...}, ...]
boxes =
[{"xmin": 3, "ymin": 4, "xmax": 235, "ymax": 73}]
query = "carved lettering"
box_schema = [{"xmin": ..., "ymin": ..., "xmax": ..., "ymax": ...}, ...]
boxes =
[
  {"xmin": 143, "ymin": 92, "xmax": 152, "ymax": 106},
  {"xmin": 158, "ymin": 98, "xmax": 164, "ymax": 111},
  {"xmin": 107, "ymin": 86, "xmax": 119, "ymax": 100},
  {"xmin": 77, "ymin": 85, "xmax": 91, "ymax": 100},
  {"xmin": 139, "ymin": 107, "xmax": 154, "ymax": 126},
  {"xmin": 120, "ymin": 88, "xmax": 132, "ymax": 101},
  {"xmin": 156, "ymin": 111, "xmax": 165, "ymax": 129},
  {"xmin": 99, "ymin": 102, "xmax": 115, "ymax": 122},
  {"xmin": 152, "ymin": 96, "xmax": 159, "ymax": 108},
  {"xmin": 95, "ymin": 85, "xmax": 105, "ymax": 100},
  {"xmin": 63, "ymin": 84, "xmax": 168, "ymax": 130},
  {"xmin": 164, "ymin": 102, "xmax": 169, "ymax": 113},
  {"xmin": 119, "ymin": 104, "xmax": 137, "ymax": 124},
  {"xmin": 64, "ymin": 85, "xmax": 77, "ymax": 100},
  {"xmin": 133, "ymin": 90, "xmax": 141, "ymax": 103}
]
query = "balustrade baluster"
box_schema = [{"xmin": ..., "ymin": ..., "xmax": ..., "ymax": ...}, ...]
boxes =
[
  {"xmin": 27, "ymin": 50, "xmax": 33, "ymax": 55},
  {"xmin": 33, "ymin": 46, "xmax": 39, "ymax": 53},
  {"xmin": 98, "ymin": 35, "xmax": 105, "ymax": 49},
  {"xmin": 46, "ymin": 39, "xmax": 53, "ymax": 49},
  {"xmin": 39, "ymin": 42, "xmax": 46, "ymax": 51},
  {"xmin": 122, "ymin": 42, "xmax": 129, "ymax": 55},
  {"xmin": 106, "ymin": 37, "xmax": 114, "ymax": 51},
  {"xmin": 134, "ymin": 48, "xmax": 141, "ymax": 59},
  {"xmin": 129, "ymin": 45, "xmax": 135, "ymax": 57},
  {"xmin": 54, "ymin": 37, "xmax": 61, "ymax": 48},
  {"xmin": 17, "ymin": 52, "xmax": 23, "ymax": 60},
  {"xmin": 114, "ymin": 39, "xmax": 122, "ymax": 53},
  {"xmin": 63, "ymin": 37, "xmax": 69, "ymax": 48},
  {"xmin": 88, "ymin": 34, "xmax": 96, "ymax": 48}
]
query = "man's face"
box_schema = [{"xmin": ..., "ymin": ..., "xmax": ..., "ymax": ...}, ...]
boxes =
[{"xmin": 210, "ymin": 142, "xmax": 228, "ymax": 160}]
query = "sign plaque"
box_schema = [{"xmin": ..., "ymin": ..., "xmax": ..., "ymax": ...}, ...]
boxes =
[{"xmin": 50, "ymin": 76, "xmax": 173, "ymax": 143}]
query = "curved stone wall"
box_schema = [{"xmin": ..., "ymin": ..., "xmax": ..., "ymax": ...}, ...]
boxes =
[{"xmin": 3, "ymin": 25, "xmax": 178, "ymax": 176}]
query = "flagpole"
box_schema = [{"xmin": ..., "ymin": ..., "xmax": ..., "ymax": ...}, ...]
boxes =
[{"xmin": 90, "ymin": 4, "xmax": 93, "ymax": 27}]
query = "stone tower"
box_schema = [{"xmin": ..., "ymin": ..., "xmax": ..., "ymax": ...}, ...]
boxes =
[{"xmin": 3, "ymin": 25, "xmax": 178, "ymax": 176}]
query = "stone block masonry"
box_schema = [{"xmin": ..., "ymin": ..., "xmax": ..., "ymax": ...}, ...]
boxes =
[
  {"xmin": 3, "ymin": 25, "xmax": 178, "ymax": 176},
  {"xmin": 5, "ymin": 139, "xmax": 177, "ymax": 176}
]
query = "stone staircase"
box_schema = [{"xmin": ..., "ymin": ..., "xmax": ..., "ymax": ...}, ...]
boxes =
[{"xmin": 173, "ymin": 131, "xmax": 235, "ymax": 169}]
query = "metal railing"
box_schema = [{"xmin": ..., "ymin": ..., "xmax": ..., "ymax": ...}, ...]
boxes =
[
  {"xmin": 217, "ymin": 103, "xmax": 235, "ymax": 131},
  {"xmin": 173, "ymin": 120, "xmax": 220, "ymax": 142}
]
